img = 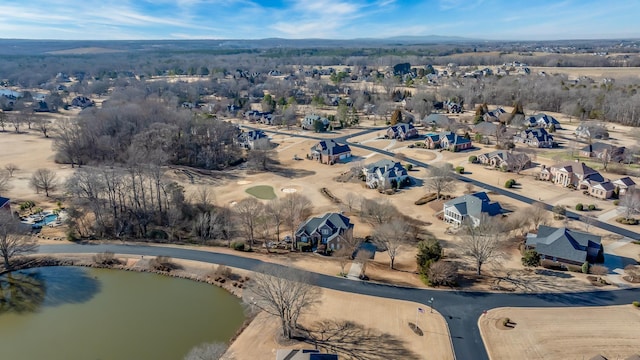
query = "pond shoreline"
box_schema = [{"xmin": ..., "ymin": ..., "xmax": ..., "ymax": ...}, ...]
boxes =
[{"xmin": 2, "ymin": 254, "xmax": 255, "ymax": 353}]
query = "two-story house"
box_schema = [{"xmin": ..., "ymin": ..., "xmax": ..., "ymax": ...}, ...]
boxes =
[
  {"xmin": 386, "ymin": 123, "xmax": 418, "ymax": 140},
  {"xmin": 295, "ymin": 213, "xmax": 354, "ymax": 253},
  {"xmin": 362, "ymin": 159, "xmax": 409, "ymax": 189},
  {"xmin": 442, "ymin": 192, "xmax": 503, "ymax": 227},
  {"xmin": 309, "ymin": 140, "xmax": 351, "ymax": 165},
  {"xmin": 425, "ymin": 131, "xmax": 472, "ymax": 152},
  {"xmin": 513, "ymin": 128, "xmax": 554, "ymax": 148}
]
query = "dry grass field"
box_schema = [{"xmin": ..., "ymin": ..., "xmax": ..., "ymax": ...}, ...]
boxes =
[{"xmin": 479, "ymin": 306, "xmax": 640, "ymax": 360}]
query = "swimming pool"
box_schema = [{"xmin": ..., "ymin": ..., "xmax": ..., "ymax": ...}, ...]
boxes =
[{"xmin": 32, "ymin": 214, "xmax": 59, "ymax": 228}]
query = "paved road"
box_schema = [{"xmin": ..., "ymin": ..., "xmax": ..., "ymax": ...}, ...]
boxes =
[{"xmin": 39, "ymin": 243, "xmax": 640, "ymax": 360}]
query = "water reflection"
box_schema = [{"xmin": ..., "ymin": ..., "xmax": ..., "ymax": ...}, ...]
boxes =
[
  {"xmin": 0, "ymin": 272, "xmax": 45, "ymax": 313},
  {"xmin": 0, "ymin": 267, "xmax": 101, "ymax": 314}
]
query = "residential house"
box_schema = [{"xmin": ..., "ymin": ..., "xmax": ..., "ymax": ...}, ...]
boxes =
[
  {"xmin": 386, "ymin": 123, "xmax": 418, "ymax": 140},
  {"xmin": 33, "ymin": 100, "xmax": 55, "ymax": 113},
  {"xmin": 0, "ymin": 196, "xmax": 10, "ymax": 214},
  {"xmin": 237, "ymin": 130, "xmax": 269, "ymax": 149},
  {"xmin": 72, "ymin": 96, "xmax": 93, "ymax": 108},
  {"xmin": 476, "ymin": 150, "xmax": 531, "ymax": 172},
  {"xmin": 425, "ymin": 131, "xmax": 472, "ymax": 152},
  {"xmin": 362, "ymin": 159, "xmax": 409, "ymax": 189},
  {"xmin": 443, "ymin": 192, "xmax": 503, "ymax": 227},
  {"xmin": 244, "ymin": 110, "xmax": 274, "ymax": 125},
  {"xmin": 276, "ymin": 349, "xmax": 338, "ymax": 360},
  {"xmin": 613, "ymin": 177, "xmax": 636, "ymax": 195},
  {"xmin": 575, "ymin": 122, "xmax": 609, "ymax": 140},
  {"xmin": 422, "ymin": 114, "xmax": 454, "ymax": 130},
  {"xmin": 482, "ymin": 108, "xmax": 506, "ymax": 122},
  {"xmin": 301, "ymin": 114, "xmax": 330, "ymax": 131},
  {"xmin": 525, "ymin": 113, "xmax": 561, "ymax": 129},
  {"xmin": 579, "ymin": 142, "xmax": 625, "ymax": 162},
  {"xmin": 525, "ymin": 225, "xmax": 604, "ymax": 266},
  {"xmin": 295, "ymin": 212, "xmax": 354, "ymax": 253},
  {"xmin": 587, "ymin": 180, "xmax": 615, "ymax": 199},
  {"xmin": 309, "ymin": 139, "xmax": 351, "ymax": 164},
  {"xmin": 539, "ymin": 161, "xmax": 604, "ymax": 188},
  {"xmin": 513, "ymin": 128, "xmax": 554, "ymax": 148}
]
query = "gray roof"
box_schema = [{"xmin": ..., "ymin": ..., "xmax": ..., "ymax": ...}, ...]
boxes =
[
  {"xmin": 444, "ymin": 192, "xmax": 503, "ymax": 218},
  {"xmin": 296, "ymin": 212, "xmax": 353, "ymax": 237},
  {"xmin": 553, "ymin": 161, "xmax": 603, "ymax": 182},
  {"xmin": 579, "ymin": 142, "xmax": 622, "ymax": 154},
  {"xmin": 526, "ymin": 226, "xmax": 602, "ymax": 264},
  {"xmin": 473, "ymin": 121, "xmax": 498, "ymax": 134},
  {"xmin": 614, "ymin": 177, "xmax": 636, "ymax": 186},
  {"xmin": 310, "ymin": 140, "xmax": 351, "ymax": 156},
  {"xmin": 239, "ymin": 130, "xmax": 267, "ymax": 141},
  {"xmin": 365, "ymin": 159, "xmax": 407, "ymax": 180},
  {"xmin": 422, "ymin": 113, "xmax": 452, "ymax": 127}
]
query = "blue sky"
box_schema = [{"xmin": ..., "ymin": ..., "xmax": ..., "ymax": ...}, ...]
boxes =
[{"xmin": 2, "ymin": 0, "xmax": 639, "ymax": 40}]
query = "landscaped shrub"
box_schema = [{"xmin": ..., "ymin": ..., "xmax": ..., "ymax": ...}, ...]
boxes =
[
  {"xmin": 567, "ymin": 264, "xmax": 583, "ymax": 273},
  {"xmin": 588, "ymin": 204, "xmax": 596, "ymax": 211},
  {"xmin": 616, "ymin": 217, "xmax": 639, "ymax": 225},
  {"xmin": 590, "ymin": 265, "xmax": 609, "ymax": 275},
  {"xmin": 552, "ymin": 205, "xmax": 566, "ymax": 216},
  {"xmin": 232, "ymin": 242, "xmax": 246, "ymax": 251},
  {"xmin": 505, "ymin": 179, "xmax": 516, "ymax": 188},
  {"xmin": 613, "ymin": 200, "xmax": 620, "ymax": 206},
  {"xmin": 541, "ymin": 259, "xmax": 566, "ymax": 271},
  {"xmin": 576, "ymin": 203, "xmax": 584, "ymax": 211},
  {"xmin": 468, "ymin": 155, "xmax": 478, "ymax": 163},
  {"xmin": 455, "ymin": 166, "xmax": 464, "ymax": 174},
  {"xmin": 521, "ymin": 250, "xmax": 541, "ymax": 267},
  {"xmin": 414, "ymin": 193, "xmax": 438, "ymax": 205},
  {"xmin": 502, "ymin": 318, "xmax": 511, "ymax": 326},
  {"xmin": 581, "ymin": 261, "xmax": 590, "ymax": 274},
  {"xmin": 633, "ymin": 301, "xmax": 640, "ymax": 307},
  {"xmin": 405, "ymin": 163, "xmax": 413, "ymax": 171}
]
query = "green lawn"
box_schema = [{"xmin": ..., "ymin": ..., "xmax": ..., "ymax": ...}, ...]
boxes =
[{"xmin": 245, "ymin": 185, "xmax": 277, "ymax": 200}]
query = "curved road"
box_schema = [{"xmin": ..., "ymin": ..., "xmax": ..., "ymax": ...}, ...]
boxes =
[{"xmin": 39, "ymin": 243, "xmax": 640, "ymax": 360}]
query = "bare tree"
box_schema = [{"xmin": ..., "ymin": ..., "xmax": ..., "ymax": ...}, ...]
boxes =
[
  {"xmin": 360, "ymin": 198, "xmax": 396, "ymax": 225},
  {"xmin": 373, "ymin": 218, "xmax": 410, "ymax": 270},
  {"xmin": 34, "ymin": 117, "xmax": 50, "ymax": 138},
  {"xmin": 0, "ymin": 212, "xmax": 38, "ymax": 269},
  {"xmin": 183, "ymin": 342, "xmax": 229, "ymax": 360},
  {"xmin": 580, "ymin": 214, "xmax": 596, "ymax": 232},
  {"xmin": 245, "ymin": 264, "xmax": 321, "ymax": 339},
  {"xmin": 621, "ymin": 189, "xmax": 640, "ymax": 220},
  {"xmin": 459, "ymin": 217, "xmax": 504, "ymax": 275},
  {"xmin": 282, "ymin": 193, "xmax": 313, "ymax": 250},
  {"xmin": 247, "ymin": 138, "xmax": 275, "ymax": 171},
  {"xmin": 427, "ymin": 261, "xmax": 458, "ymax": 286},
  {"xmin": 4, "ymin": 163, "xmax": 18, "ymax": 177},
  {"xmin": 266, "ymin": 198, "xmax": 285, "ymax": 242},
  {"xmin": 30, "ymin": 168, "xmax": 58, "ymax": 197},
  {"xmin": 0, "ymin": 171, "xmax": 10, "ymax": 194},
  {"xmin": 600, "ymin": 148, "xmax": 611, "ymax": 172},
  {"xmin": 234, "ymin": 197, "xmax": 264, "ymax": 249},
  {"xmin": 9, "ymin": 114, "xmax": 21, "ymax": 133},
  {"xmin": 425, "ymin": 163, "xmax": 456, "ymax": 199},
  {"xmin": 528, "ymin": 201, "xmax": 550, "ymax": 230}
]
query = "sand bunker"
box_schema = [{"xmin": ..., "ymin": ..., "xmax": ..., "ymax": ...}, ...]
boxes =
[
  {"xmin": 237, "ymin": 180, "xmax": 252, "ymax": 185},
  {"xmin": 281, "ymin": 188, "xmax": 297, "ymax": 193}
]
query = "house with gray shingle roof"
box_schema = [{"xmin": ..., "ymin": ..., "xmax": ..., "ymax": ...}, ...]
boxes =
[
  {"xmin": 613, "ymin": 177, "xmax": 636, "ymax": 195},
  {"xmin": 443, "ymin": 192, "xmax": 503, "ymax": 227},
  {"xmin": 425, "ymin": 131, "xmax": 472, "ymax": 152},
  {"xmin": 525, "ymin": 113, "xmax": 561, "ymax": 129},
  {"xmin": 237, "ymin": 130, "xmax": 269, "ymax": 149},
  {"xmin": 477, "ymin": 150, "xmax": 531, "ymax": 172},
  {"xmin": 539, "ymin": 161, "xmax": 604, "ymax": 187},
  {"xmin": 295, "ymin": 213, "xmax": 354, "ymax": 253},
  {"xmin": 362, "ymin": 159, "xmax": 408, "ymax": 189},
  {"xmin": 513, "ymin": 128, "xmax": 554, "ymax": 148},
  {"xmin": 526, "ymin": 226, "xmax": 604, "ymax": 266},
  {"xmin": 309, "ymin": 140, "xmax": 351, "ymax": 165},
  {"xmin": 301, "ymin": 114, "xmax": 330, "ymax": 131},
  {"xmin": 579, "ymin": 142, "xmax": 625, "ymax": 162},
  {"xmin": 386, "ymin": 123, "xmax": 418, "ymax": 140}
]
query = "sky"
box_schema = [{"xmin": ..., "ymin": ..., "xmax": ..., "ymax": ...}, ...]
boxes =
[{"xmin": 2, "ymin": 0, "xmax": 639, "ymax": 41}]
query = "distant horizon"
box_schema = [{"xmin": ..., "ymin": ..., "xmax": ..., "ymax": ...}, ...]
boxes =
[
  {"xmin": 1, "ymin": 35, "xmax": 639, "ymax": 43},
  {"xmin": 2, "ymin": 1, "xmax": 639, "ymax": 41}
]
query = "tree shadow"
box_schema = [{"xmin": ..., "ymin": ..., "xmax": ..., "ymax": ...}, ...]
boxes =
[
  {"xmin": 301, "ymin": 319, "xmax": 421, "ymax": 360},
  {"xmin": 26, "ymin": 267, "xmax": 101, "ymax": 308},
  {"xmin": 0, "ymin": 272, "xmax": 46, "ymax": 314}
]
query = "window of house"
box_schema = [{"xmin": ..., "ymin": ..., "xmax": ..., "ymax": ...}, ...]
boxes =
[{"xmin": 322, "ymin": 229, "xmax": 329, "ymax": 235}]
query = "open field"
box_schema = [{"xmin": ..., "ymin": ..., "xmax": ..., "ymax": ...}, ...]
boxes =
[{"xmin": 479, "ymin": 306, "xmax": 640, "ymax": 360}]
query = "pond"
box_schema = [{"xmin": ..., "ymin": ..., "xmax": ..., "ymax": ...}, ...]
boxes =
[{"xmin": 0, "ymin": 266, "xmax": 245, "ymax": 360}]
